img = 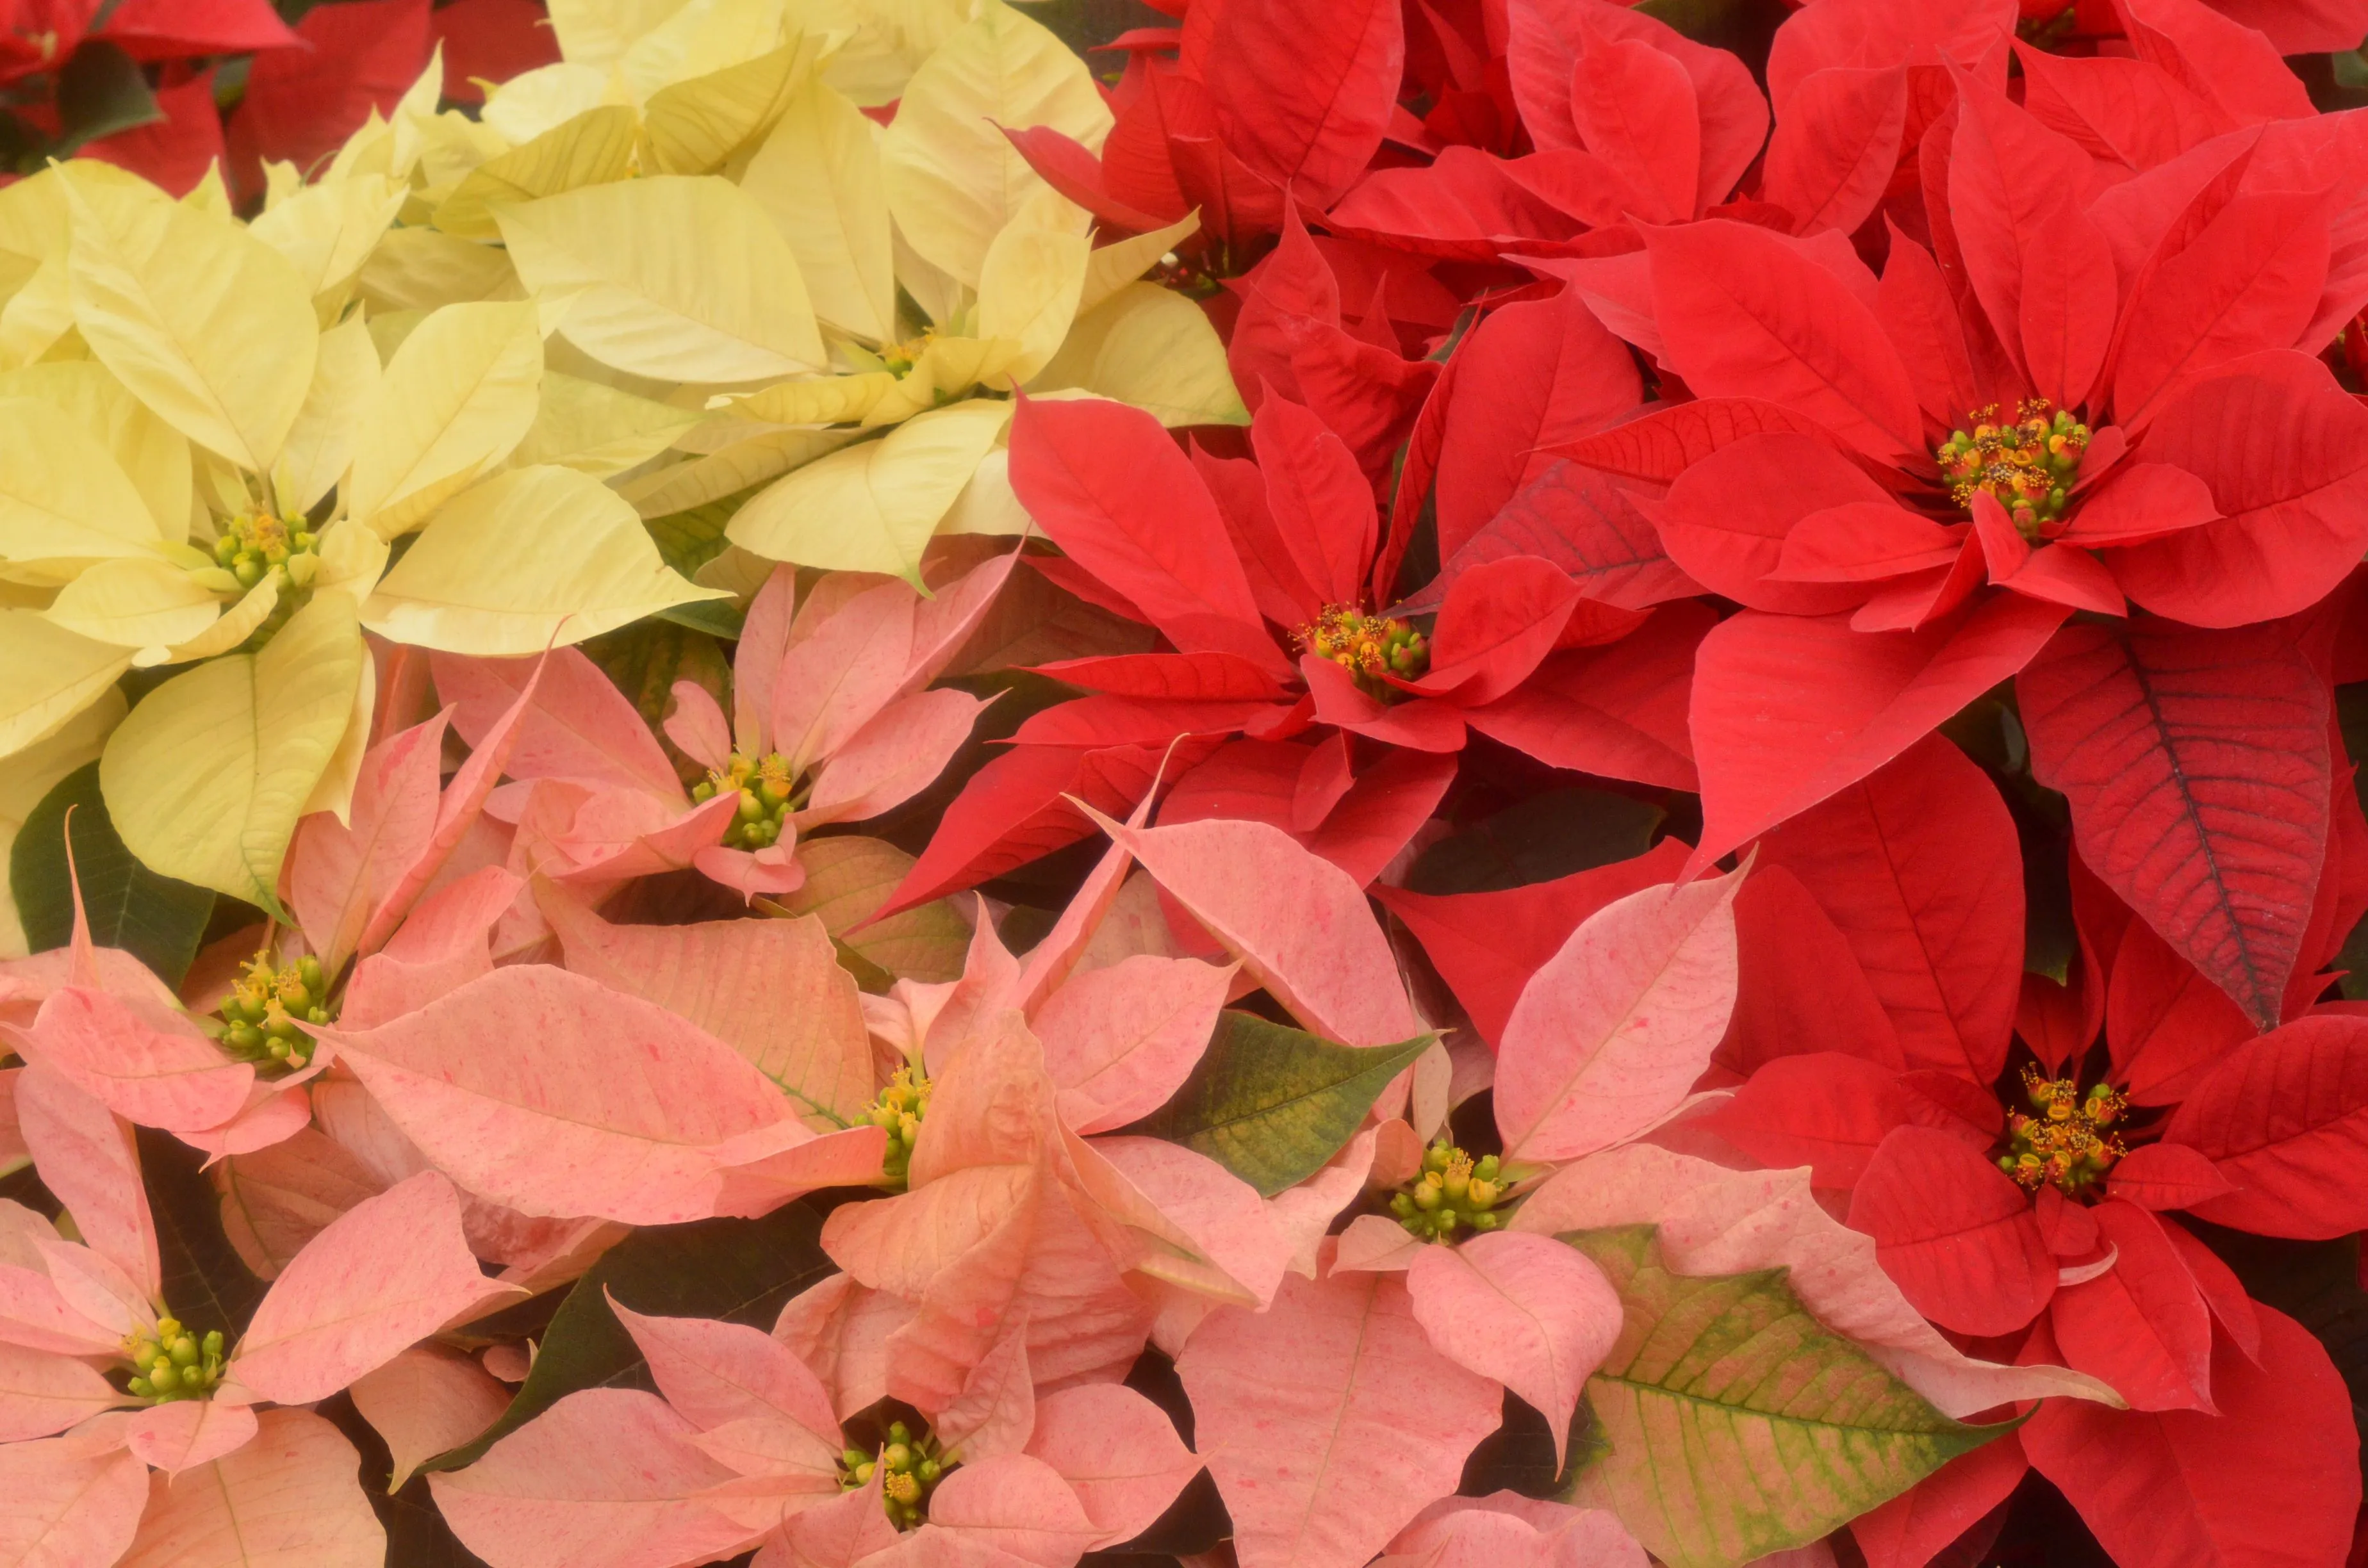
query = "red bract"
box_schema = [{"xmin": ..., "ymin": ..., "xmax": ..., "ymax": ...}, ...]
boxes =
[
  {"xmin": 1697, "ymin": 738, "xmax": 2368, "ymax": 1567},
  {"xmin": 1326, "ymin": 0, "xmax": 1771, "ymax": 259},
  {"xmin": 1572, "ymin": 67, "xmax": 2368, "ymax": 1009},
  {"xmin": 892, "ymin": 377, "xmax": 1689, "ymax": 908}
]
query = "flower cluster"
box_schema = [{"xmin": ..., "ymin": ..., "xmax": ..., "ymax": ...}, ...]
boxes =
[{"xmin": 1, "ymin": 0, "xmax": 2365, "ymax": 1566}]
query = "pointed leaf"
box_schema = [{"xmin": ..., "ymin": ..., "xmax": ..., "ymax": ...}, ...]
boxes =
[
  {"xmin": 101, "ymin": 591, "xmax": 363, "ymax": 913},
  {"xmin": 349, "ymin": 1346, "xmax": 511, "ymax": 1491},
  {"xmin": 1760, "ymin": 735, "xmax": 2023, "ymax": 1083},
  {"xmin": 1408, "ymin": 1230, "xmax": 1623, "ymax": 1470},
  {"xmin": 1690, "ymin": 598, "xmax": 2068, "ymax": 873},
  {"xmin": 1091, "ymin": 813, "xmax": 1419, "ymax": 1046},
  {"xmin": 1176, "ymin": 1267, "xmax": 1501, "ymax": 1568},
  {"xmin": 232, "ymin": 1172, "xmax": 517, "ymax": 1406},
  {"xmin": 117, "ymin": 1407, "xmax": 384, "ymax": 1568},
  {"xmin": 546, "ymin": 896, "xmax": 872, "ymax": 1131},
  {"xmin": 314, "ymin": 966, "xmax": 806, "ymax": 1225},
  {"xmin": 431, "ymin": 1389, "xmax": 746, "ymax": 1568},
  {"xmin": 2019, "ymin": 616, "xmax": 2330, "ymax": 1030},
  {"xmin": 1561, "ymin": 1224, "xmax": 2007, "ymax": 1568},
  {"xmin": 1121, "ymin": 1009, "xmax": 1430, "ymax": 1197},
  {"xmin": 1494, "ymin": 871, "xmax": 1743, "ymax": 1165}
]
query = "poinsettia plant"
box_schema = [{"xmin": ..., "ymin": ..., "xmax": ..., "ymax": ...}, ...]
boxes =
[{"xmin": 3, "ymin": 0, "xmax": 2368, "ymax": 1563}]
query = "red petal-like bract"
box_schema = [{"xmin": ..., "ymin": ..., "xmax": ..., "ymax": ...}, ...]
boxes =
[
  {"xmin": 2161, "ymin": 1013, "xmax": 2368, "ymax": 1239},
  {"xmin": 1206, "ymin": 0, "xmax": 1403, "ymax": 208},
  {"xmin": 2023, "ymin": 1307, "xmax": 2359, "ymax": 1568},
  {"xmin": 2019, "ymin": 616, "xmax": 2331, "ymax": 1030},
  {"xmin": 1690, "ymin": 598, "xmax": 2068, "ymax": 873},
  {"xmin": 1847, "ymin": 1127, "xmax": 2056, "ymax": 1338},
  {"xmin": 1760, "ymin": 736, "xmax": 2023, "ymax": 1084}
]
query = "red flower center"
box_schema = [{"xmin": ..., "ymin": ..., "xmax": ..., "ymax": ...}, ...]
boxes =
[
  {"xmin": 1998, "ymin": 1066, "xmax": 2127, "ymax": 1196},
  {"xmin": 1936, "ymin": 400, "xmax": 2091, "ymax": 537},
  {"xmin": 1293, "ymin": 603, "xmax": 1429, "ymax": 696}
]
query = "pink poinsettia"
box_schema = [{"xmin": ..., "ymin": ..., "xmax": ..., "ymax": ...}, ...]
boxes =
[
  {"xmin": 0, "ymin": 1050, "xmax": 514, "ymax": 1567},
  {"xmin": 433, "ymin": 547, "xmax": 1012, "ymax": 906},
  {"xmin": 435, "ymin": 1296, "xmax": 1197, "ymax": 1568}
]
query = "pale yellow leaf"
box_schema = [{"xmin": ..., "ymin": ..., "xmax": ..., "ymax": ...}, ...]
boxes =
[
  {"xmin": 621, "ymin": 0, "xmax": 791, "ymax": 102},
  {"xmin": 508, "ymin": 371, "xmax": 702, "ymax": 475},
  {"xmin": 388, "ymin": 43, "xmax": 447, "ymax": 179},
  {"xmin": 939, "ymin": 445, "xmax": 1031, "ymax": 536},
  {"xmin": 975, "ymin": 190, "xmax": 1089, "ymax": 384},
  {"xmin": 0, "ymin": 256, "xmax": 77, "ymax": 370},
  {"xmin": 59, "ymin": 167, "xmax": 318, "ymax": 472},
  {"xmin": 313, "ymin": 519, "xmax": 390, "ymax": 600},
  {"xmin": 363, "ymin": 464, "xmax": 727, "ymax": 653},
  {"xmin": 248, "ymin": 174, "xmax": 409, "ymax": 306},
  {"xmin": 348, "ymin": 300, "xmax": 545, "ymax": 537},
  {"xmin": 0, "ymin": 167, "xmax": 66, "ymax": 274},
  {"xmin": 276, "ymin": 314, "xmax": 381, "ymax": 516},
  {"xmin": 618, "ymin": 425, "xmax": 857, "ymax": 516},
  {"xmin": 739, "ymin": 79, "xmax": 894, "ymax": 341},
  {"xmin": 800, "ymin": 0, "xmax": 982, "ymax": 106},
  {"xmin": 0, "ymin": 361, "xmax": 192, "ymax": 541},
  {"xmin": 0, "ymin": 687, "xmax": 122, "ymax": 956},
  {"xmin": 101, "ymin": 590, "xmax": 364, "ymax": 912},
  {"xmin": 413, "ymin": 106, "xmax": 514, "ymax": 191},
  {"xmin": 880, "ymin": 0, "xmax": 1110, "ymax": 286},
  {"xmin": 645, "ymin": 31, "xmax": 826, "ymax": 175},
  {"xmin": 0, "ymin": 610, "xmax": 134, "ymax": 760},
  {"xmin": 432, "ymin": 105, "xmax": 639, "ymax": 241},
  {"xmin": 725, "ymin": 397, "xmax": 1008, "ymax": 575},
  {"xmin": 1030, "ymin": 282, "xmax": 1248, "ymax": 427},
  {"xmin": 180, "ymin": 163, "xmax": 233, "ymax": 217},
  {"xmin": 304, "ymin": 642, "xmax": 377, "ymax": 823},
  {"xmin": 366, "ymin": 309, "xmax": 426, "ymax": 366},
  {"xmin": 42, "ymin": 557, "xmax": 220, "ymax": 653},
  {"xmin": 1077, "ymin": 210, "xmax": 1199, "ymax": 318},
  {"xmin": 719, "ymin": 370, "xmax": 894, "ymax": 425},
  {"xmin": 481, "ymin": 60, "xmax": 620, "ymax": 143},
  {"xmin": 497, "ymin": 176, "xmax": 825, "ymax": 383},
  {"xmin": 547, "ymin": 0, "xmax": 699, "ymax": 72},
  {"xmin": 0, "ymin": 395, "xmax": 167, "ymax": 578},
  {"xmin": 165, "ymin": 576, "xmax": 280, "ymax": 663},
  {"xmin": 356, "ymin": 227, "xmax": 522, "ymax": 315}
]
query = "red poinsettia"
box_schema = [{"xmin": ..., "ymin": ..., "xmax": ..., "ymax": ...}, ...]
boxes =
[
  {"xmin": 1664, "ymin": 731, "xmax": 2368, "ymax": 1568},
  {"xmin": 889, "ymin": 283, "xmax": 1678, "ymax": 911}
]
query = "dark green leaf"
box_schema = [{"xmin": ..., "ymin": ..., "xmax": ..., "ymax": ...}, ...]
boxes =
[
  {"xmin": 52, "ymin": 42, "xmax": 163, "ymax": 157},
  {"xmin": 659, "ymin": 598, "xmax": 746, "ymax": 639},
  {"xmin": 1561, "ymin": 1225, "xmax": 2005, "ymax": 1568},
  {"xmin": 423, "ymin": 1202, "xmax": 834, "ymax": 1473},
  {"xmin": 1119, "ymin": 1011, "xmax": 1433, "ymax": 1196},
  {"xmin": 644, "ymin": 496, "xmax": 739, "ymax": 578},
  {"xmin": 139, "ymin": 1127, "xmax": 265, "ymax": 1344},
  {"xmin": 1406, "ymin": 787, "xmax": 1665, "ymax": 895},
  {"xmin": 12, "ymin": 763, "xmax": 215, "ymax": 987}
]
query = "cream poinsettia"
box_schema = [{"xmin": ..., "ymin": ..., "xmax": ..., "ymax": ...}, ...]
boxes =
[
  {"xmin": 0, "ymin": 137, "xmax": 720, "ymax": 915},
  {"xmin": 394, "ymin": 0, "xmax": 1244, "ymax": 583}
]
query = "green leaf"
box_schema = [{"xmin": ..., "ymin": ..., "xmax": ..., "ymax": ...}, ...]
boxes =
[
  {"xmin": 1119, "ymin": 1010, "xmax": 1433, "ymax": 1196},
  {"xmin": 658, "ymin": 598, "xmax": 746, "ymax": 639},
  {"xmin": 11, "ymin": 762, "xmax": 215, "ymax": 986},
  {"xmin": 421, "ymin": 1202, "xmax": 834, "ymax": 1473},
  {"xmin": 643, "ymin": 496, "xmax": 740, "ymax": 578},
  {"xmin": 1560, "ymin": 1225, "xmax": 2007, "ymax": 1568},
  {"xmin": 141, "ymin": 1127, "xmax": 266, "ymax": 1344},
  {"xmin": 1406, "ymin": 787, "xmax": 1665, "ymax": 895},
  {"xmin": 52, "ymin": 42, "xmax": 164, "ymax": 158}
]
